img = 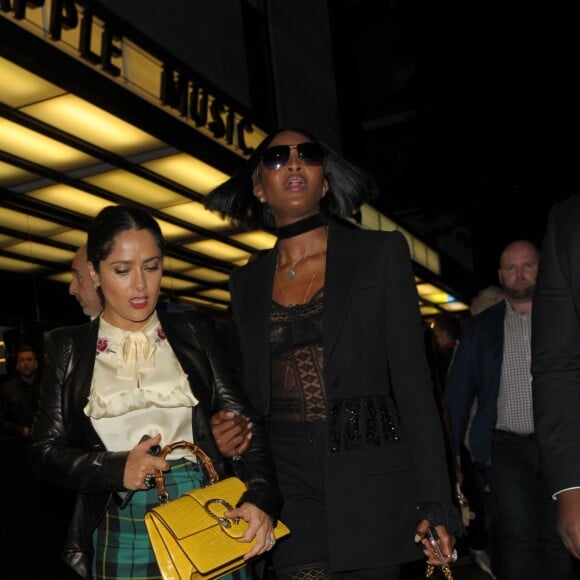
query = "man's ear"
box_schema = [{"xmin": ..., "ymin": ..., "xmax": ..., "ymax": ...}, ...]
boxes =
[
  {"xmin": 88, "ymin": 262, "xmax": 100, "ymax": 288},
  {"xmin": 322, "ymin": 177, "xmax": 329, "ymax": 197}
]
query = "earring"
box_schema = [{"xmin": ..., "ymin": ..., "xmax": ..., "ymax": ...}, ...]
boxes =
[{"xmin": 93, "ymin": 282, "xmax": 100, "ymax": 290}]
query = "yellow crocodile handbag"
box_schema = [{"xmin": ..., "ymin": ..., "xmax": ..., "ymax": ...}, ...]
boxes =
[{"xmin": 144, "ymin": 441, "xmax": 290, "ymax": 580}]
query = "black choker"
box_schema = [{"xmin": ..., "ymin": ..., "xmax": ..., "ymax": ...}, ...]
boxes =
[{"xmin": 276, "ymin": 214, "xmax": 326, "ymax": 239}]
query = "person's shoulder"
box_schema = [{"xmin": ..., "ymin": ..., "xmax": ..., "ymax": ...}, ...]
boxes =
[
  {"xmin": 335, "ymin": 219, "xmax": 405, "ymax": 244},
  {"xmin": 466, "ymin": 299, "xmax": 505, "ymax": 328},
  {"xmin": 550, "ymin": 192, "xmax": 580, "ymax": 219},
  {"xmin": 47, "ymin": 320, "xmax": 93, "ymax": 343},
  {"xmin": 0, "ymin": 376, "xmax": 18, "ymax": 392},
  {"xmin": 231, "ymin": 247, "xmax": 273, "ymax": 282},
  {"xmin": 160, "ymin": 308, "xmax": 217, "ymax": 336}
]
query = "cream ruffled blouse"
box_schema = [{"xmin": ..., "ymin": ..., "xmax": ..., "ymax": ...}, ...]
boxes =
[{"xmin": 85, "ymin": 313, "xmax": 198, "ymax": 455}]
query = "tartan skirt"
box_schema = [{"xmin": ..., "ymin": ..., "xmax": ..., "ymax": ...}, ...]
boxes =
[{"xmin": 92, "ymin": 459, "xmax": 251, "ymax": 580}]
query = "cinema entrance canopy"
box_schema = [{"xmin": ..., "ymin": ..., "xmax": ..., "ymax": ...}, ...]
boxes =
[{"xmin": 0, "ymin": 1, "xmax": 468, "ymax": 325}]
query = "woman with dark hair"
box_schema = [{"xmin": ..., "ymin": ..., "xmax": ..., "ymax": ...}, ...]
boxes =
[
  {"xmin": 205, "ymin": 128, "xmax": 460, "ymax": 579},
  {"xmin": 29, "ymin": 204, "xmax": 281, "ymax": 580}
]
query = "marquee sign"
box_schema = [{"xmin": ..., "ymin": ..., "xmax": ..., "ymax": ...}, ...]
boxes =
[{"xmin": 0, "ymin": 0, "xmax": 266, "ymax": 157}]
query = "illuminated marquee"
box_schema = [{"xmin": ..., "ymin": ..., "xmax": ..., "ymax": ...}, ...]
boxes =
[{"xmin": 0, "ymin": 0, "xmax": 266, "ymax": 156}]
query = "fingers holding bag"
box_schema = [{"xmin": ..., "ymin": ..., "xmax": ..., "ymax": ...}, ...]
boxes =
[{"xmin": 144, "ymin": 440, "xmax": 290, "ymax": 580}]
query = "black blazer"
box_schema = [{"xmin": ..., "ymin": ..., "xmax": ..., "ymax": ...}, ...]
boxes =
[
  {"xmin": 532, "ymin": 193, "xmax": 580, "ymax": 495},
  {"xmin": 29, "ymin": 309, "xmax": 281, "ymax": 580},
  {"xmin": 230, "ymin": 219, "xmax": 454, "ymax": 569}
]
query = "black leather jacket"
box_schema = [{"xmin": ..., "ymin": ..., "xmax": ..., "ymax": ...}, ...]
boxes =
[{"xmin": 29, "ymin": 309, "xmax": 281, "ymax": 580}]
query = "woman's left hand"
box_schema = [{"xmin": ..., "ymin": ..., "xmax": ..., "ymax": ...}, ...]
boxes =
[
  {"xmin": 224, "ymin": 503, "xmax": 276, "ymax": 560},
  {"xmin": 415, "ymin": 519, "xmax": 457, "ymax": 566}
]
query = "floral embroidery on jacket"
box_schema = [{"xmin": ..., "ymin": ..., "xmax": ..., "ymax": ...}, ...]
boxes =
[{"xmin": 96, "ymin": 338, "xmax": 110, "ymax": 354}]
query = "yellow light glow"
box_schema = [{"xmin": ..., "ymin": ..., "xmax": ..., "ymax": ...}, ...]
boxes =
[
  {"xmin": 162, "ymin": 256, "xmax": 197, "ymax": 273},
  {"xmin": 0, "ymin": 57, "xmax": 65, "ymax": 107},
  {"xmin": 155, "ymin": 219, "xmax": 197, "ymax": 242},
  {"xmin": 144, "ymin": 154, "xmax": 230, "ymax": 195},
  {"xmin": 426, "ymin": 292, "xmax": 454, "ymax": 304},
  {"xmin": 0, "ymin": 118, "xmax": 97, "ymax": 170},
  {"xmin": 161, "ymin": 276, "xmax": 199, "ymax": 291},
  {"xmin": 0, "ymin": 160, "xmax": 39, "ymax": 187},
  {"xmin": 0, "ymin": 207, "xmax": 68, "ymax": 236},
  {"xmin": 197, "ymin": 288, "xmax": 231, "ymax": 302},
  {"xmin": 184, "ymin": 239, "xmax": 251, "ymax": 263},
  {"xmin": 440, "ymin": 302, "xmax": 470, "ymax": 312},
  {"xmin": 182, "ymin": 268, "xmax": 229, "ymax": 283},
  {"xmin": 50, "ymin": 230, "xmax": 90, "ymax": 247},
  {"xmin": 416, "ymin": 283, "xmax": 443, "ymax": 298},
  {"xmin": 0, "ymin": 233, "xmax": 15, "ymax": 245},
  {"xmin": 4, "ymin": 241, "xmax": 74, "ymax": 263},
  {"xmin": 0, "ymin": 255, "xmax": 45, "ymax": 273},
  {"xmin": 48, "ymin": 273, "xmax": 73, "ymax": 284},
  {"xmin": 178, "ymin": 296, "xmax": 229, "ymax": 312},
  {"xmin": 84, "ymin": 170, "xmax": 186, "ymax": 208},
  {"xmin": 162, "ymin": 202, "xmax": 231, "ymax": 230},
  {"xmin": 231, "ymin": 230, "xmax": 277, "ymax": 250},
  {"xmin": 24, "ymin": 94, "xmax": 164, "ymax": 156},
  {"xmin": 27, "ymin": 185, "xmax": 113, "ymax": 217}
]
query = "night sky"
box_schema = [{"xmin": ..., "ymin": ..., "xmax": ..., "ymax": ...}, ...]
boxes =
[{"xmin": 333, "ymin": 1, "xmax": 580, "ymax": 290}]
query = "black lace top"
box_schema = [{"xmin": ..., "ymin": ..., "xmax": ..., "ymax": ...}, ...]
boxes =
[{"xmin": 269, "ymin": 290, "xmax": 326, "ymax": 422}]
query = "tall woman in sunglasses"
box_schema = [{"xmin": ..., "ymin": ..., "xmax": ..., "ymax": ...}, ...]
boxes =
[{"xmin": 205, "ymin": 128, "xmax": 460, "ymax": 580}]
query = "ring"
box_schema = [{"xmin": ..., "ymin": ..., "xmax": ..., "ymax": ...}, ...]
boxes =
[
  {"xmin": 450, "ymin": 548, "xmax": 458, "ymax": 563},
  {"xmin": 267, "ymin": 539, "xmax": 275, "ymax": 546},
  {"xmin": 144, "ymin": 473, "xmax": 156, "ymax": 489}
]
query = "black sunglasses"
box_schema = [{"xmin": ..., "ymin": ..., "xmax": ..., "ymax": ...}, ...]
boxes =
[{"xmin": 260, "ymin": 142, "xmax": 325, "ymax": 170}]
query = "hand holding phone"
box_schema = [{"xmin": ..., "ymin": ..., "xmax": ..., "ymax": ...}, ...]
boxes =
[{"xmin": 426, "ymin": 527, "xmax": 447, "ymax": 565}]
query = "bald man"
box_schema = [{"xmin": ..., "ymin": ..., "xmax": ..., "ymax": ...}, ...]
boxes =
[
  {"xmin": 446, "ymin": 240, "xmax": 575, "ymax": 579},
  {"xmin": 69, "ymin": 244, "xmax": 102, "ymax": 319}
]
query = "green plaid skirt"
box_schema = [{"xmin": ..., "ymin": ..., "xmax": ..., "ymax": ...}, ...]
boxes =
[{"xmin": 92, "ymin": 459, "xmax": 251, "ymax": 580}]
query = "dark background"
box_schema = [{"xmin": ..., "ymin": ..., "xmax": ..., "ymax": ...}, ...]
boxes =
[{"xmin": 331, "ymin": 1, "xmax": 579, "ymax": 290}]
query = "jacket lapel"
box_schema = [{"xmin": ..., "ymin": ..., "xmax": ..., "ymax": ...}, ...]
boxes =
[{"xmin": 324, "ymin": 221, "xmax": 360, "ymax": 362}]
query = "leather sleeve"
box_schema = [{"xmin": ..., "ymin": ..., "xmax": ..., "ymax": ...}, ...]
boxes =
[
  {"xmin": 182, "ymin": 311, "xmax": 282, "ymax": 519},
  {"xmin": 29, "ymin": 325, "xmax": 128, "ymax": 493}
]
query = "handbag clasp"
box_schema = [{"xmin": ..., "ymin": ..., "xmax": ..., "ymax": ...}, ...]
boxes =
[{"xmin": 204, "ymin": 498, "xmax": 240, "ymax": 528}]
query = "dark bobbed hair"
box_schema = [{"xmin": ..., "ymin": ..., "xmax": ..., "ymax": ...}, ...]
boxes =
[
  {"xmin": 204, "ymin": 127, "xmax": 380, "ymax": 229},
  {"xmin": 87, "ymin": 205, "xmax": 165, "ymax": 271}
]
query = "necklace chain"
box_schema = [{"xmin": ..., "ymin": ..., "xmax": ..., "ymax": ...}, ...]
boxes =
[
  {"xmin": 280, "ymin": 227, "xmax": 326, "ymax": 283},
  {"xmin": 275, "ymin": 227, "xmax": 327, "ymax": 305},
  {"xmin": 275, "ymin": 268, "xmax": 316, "ymax": 305},
  {"xmin": 287, "ymin": 253, "xmax": 306, "ymax": 282}
]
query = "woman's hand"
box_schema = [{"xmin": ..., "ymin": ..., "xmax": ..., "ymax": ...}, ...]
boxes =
[
  {"xmin": 414, "ymin": 519, "xmax": 457, "ymax": 566},
  {"xmin": 224, "ymin": 503, "xmax": 276, "ymax": 560},
  {"xmin": 123, "ymin": 433, "xmax": 170, "ymax": 490},
  {"xmin": 210, "ymin": 410, "xmax": 252, "ymax": 458}
]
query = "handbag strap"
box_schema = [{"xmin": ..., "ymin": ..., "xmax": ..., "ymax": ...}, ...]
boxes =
[{"xmin": 154, "ymin": 440, "xmax": 220, "ymax": 503}]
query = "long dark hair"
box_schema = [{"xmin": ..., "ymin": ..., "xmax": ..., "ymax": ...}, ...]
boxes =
[
  {"xmin": 204, "ymin": 127, "xmax": 380, "ymax": 229},
  {"xmin": 87, "ymin": 205, "xmax": 165, "ymax": 271}
]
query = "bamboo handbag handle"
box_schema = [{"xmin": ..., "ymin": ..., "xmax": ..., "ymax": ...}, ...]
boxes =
[{"xmin": 153, "ymin": 440, "xmax": 220, "ymax": 503}]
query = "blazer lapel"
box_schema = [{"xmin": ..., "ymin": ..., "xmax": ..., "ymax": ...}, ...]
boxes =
[
  {"xmin": 324, "ymin": 222, "xmax": 360, "ymax": 362},
  {"xmin": 236, "ymin": 250, "xmax": 277, "ymax": 393}
]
